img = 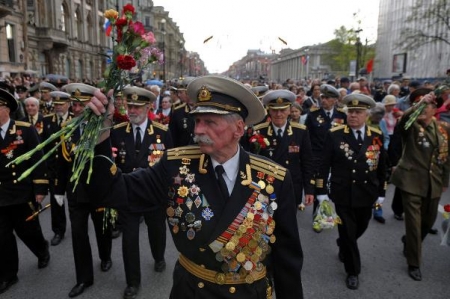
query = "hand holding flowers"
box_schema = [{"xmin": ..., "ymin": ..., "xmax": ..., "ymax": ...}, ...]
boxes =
[{"xmin": 249, "ymin": 132, "xmax": 270, "ymax": 154}]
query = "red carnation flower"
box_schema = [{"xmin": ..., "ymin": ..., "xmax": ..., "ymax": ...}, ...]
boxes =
[
  {"xmin": 123, "ymin": 4, "xmax": 135, "ymax": 14},
  {"xmin": 444, "ymin": 204, "xmax": 450, "ymax": 213},
  {"xmin": 116, "ymin": 55, "xmax": 136, "ymax": 70},
  {"xmin": 115, "ymin": 18, "xmax": 127, "ymax": 28}
]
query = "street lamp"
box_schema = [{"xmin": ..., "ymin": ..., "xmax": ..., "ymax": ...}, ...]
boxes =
[
  {"xmin": 160, "ymin": 18, "xmax": 166, "ymax": 82},
  {"xmin": 179, "ymin": 40, "xmax": 184, "ymax": 80}
]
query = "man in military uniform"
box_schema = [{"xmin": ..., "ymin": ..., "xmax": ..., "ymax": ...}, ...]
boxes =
[
  {"xmin": 391, "ymin": 88, "xmax": 450, "ymax": 281},
  {"xmin": 42, "ymin": 91, "xmax": 74, "ymax": 246},
  {"xmin": 316, "ymin": 94, "xmax": 386, "ymax": 290},
  {"xmin": 13, "ymin": 85, "xmax": 28, "ymax": 120},
  {"xmin": 85, "ymin": 75, "xmax": 305, "ymax": 299},
  {"xmin": 0, "ymin": 89, "xmax": 50, "ymax": 294},
  {"xmin": 21, "ymin": 97, "xmax": 44, "ymax": 139},
  {"xmin": 39, "ymin": 82, "xmax": 58, "ymax": 116},
  {"xmin": 111, "ymin": 86, "xmax": 173, "ymax": 299},
  {"xmin": 56, "ymin": 83, "xmax": 113, "ymax": 298},
  {"xmin": 305, "ymin": 84, "xmax": 347, "ymax": 213},
  {"xmin": 169, "ymin": 78, "xmax": 195, "ymax": 147},
  {"xmin": 249, "ymin": 89, "xmax": 314, "ymax": 209}
]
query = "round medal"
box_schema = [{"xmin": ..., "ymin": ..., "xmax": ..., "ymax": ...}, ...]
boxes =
[{"xmin": 265, "ymin": 184, "xmax": 274, "ymax": 194}]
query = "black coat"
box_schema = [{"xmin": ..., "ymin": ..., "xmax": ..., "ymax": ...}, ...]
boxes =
[
  {"xmin": 305, "ymin": 107, "xmax": 347, "ymax": 157},
  {"xmin": 111, "ymin": 119, "xmax": 173, "ymax": 212},
  {"xmin": 250, "ymin": 121, "xmax": 315, "ymax": 199},
  {"xmin": 20, "ymin": 113, "xmax": 45, "ymax": 140},
  {"xmin": 316, "ymin": 125, "xmax": 387, "ymax": 207},
  {"xmin": 0, "ymin": 120, "xmax": 48, "ymax": 206},
  {"xmin": 85, "ymin": 141, "xmax": 304, "ymax": 299},
  {"xmin": 168, "ymin": 103, "xmax": 195, "ymax": 147}
]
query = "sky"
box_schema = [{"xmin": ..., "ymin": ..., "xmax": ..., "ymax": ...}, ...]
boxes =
[{"xmin": 152, "ymin": 0, "xmax": 380, "ymax": 74}]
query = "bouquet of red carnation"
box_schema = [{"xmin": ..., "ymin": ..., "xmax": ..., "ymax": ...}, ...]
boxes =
[
  {"xmin": 440, "ymin": 204, "xmax": 450, "ymax": 246},
  {"xmin": 154, "ymin": 112, "xmax": 170, "ymax": 126},
  {"xmin": 249, "ymin": 132, "xmax": 269, "ymax": 154}
]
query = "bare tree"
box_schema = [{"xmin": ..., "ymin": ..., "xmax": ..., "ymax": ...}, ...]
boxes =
[{"xmin": 398, "ymin": 0, "xmax": 450, "ymax": 49}]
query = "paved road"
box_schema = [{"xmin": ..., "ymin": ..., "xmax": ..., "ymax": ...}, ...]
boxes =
[{"xmin": 3, "ymin": 184, "xmax": 450, "ymax": 299}]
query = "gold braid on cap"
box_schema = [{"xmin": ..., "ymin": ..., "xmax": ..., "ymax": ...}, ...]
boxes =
[
  {"xmin": 131, "ymin": 93, "xmax": 139, "ymax": 101},
  {"xmin": 276, "ymin": 97, "xmax": 284, "ymax": 104}
]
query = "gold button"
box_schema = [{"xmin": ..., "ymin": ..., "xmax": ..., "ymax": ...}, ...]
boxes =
[
  {"xmin": 200, "ymin": 264, "xmax": 205, "ymax": 268},
  {"xmin": 199, "ymin": 247, "xmax": 205, "ymax": 252},
  {"xmin": 229, "ymin": 287, "xmax": 236, "ymax": 294},
  {"xmin": 429, "ymin": 170, "xmax": 432, "ymax": 174},
  {"xmin": 352, "ymin": 170, "xmax": 356, "ymax": 173},
  {"xmin": 354, "ymin": 160, "xmax": 357, "ymax": 163},
  {"xmin": 13, "ymin": 180, "xmax": 17, "ymax": 183},
  {"xmin": 365, "ymin": 170, "xmax": 368, "ymax": 173},
  {"xmin": 364, "ymin": 181, "xmax": 367, "ymax": 184},
  {"xmin": 11, "ymin": 164, "xmax": 15, "ymax": 168},
  {"xmin": 198, "ymin": 282, "xmax": 204, "ymax": 288},
  {"xmin": 12, "ymin": 172, "xmax": 16, "ymax": 176},
  {"xmin": 352, "ymin": 180, "xmax": 355, "ymax": 183}
]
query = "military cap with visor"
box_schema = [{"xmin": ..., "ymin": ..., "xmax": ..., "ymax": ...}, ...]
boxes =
[
  {"xmin": 63, "ymin": 83, "xmax": 98, "ymax": 102},
  {"xmin": 0, "ymin": 88, "xmax": 18, "ymax": 112},
  {"xmin": 343, "ymin": 93, "xmax": 376, "ymax": 110},
  {"xmin": 50, "ymin": 91, "xmax": 71, "ymax": 104},
  {"xmin": 320, "ymin": 84, "xmax": 339, "ymax": 98},
  {"xmin": 187, "ymin": 75, "xmax": 266, "ymax": 126},
  {"xmin": 39, "ymin": 82, "xmax": 58, "ymax": 92},
  {"xmin": 123, "ymin": 86, "xmax": 156, "ymax": 106},
  {"xmin": 262, "ymin": 90, "xmax": 296, "ymax": 110}
]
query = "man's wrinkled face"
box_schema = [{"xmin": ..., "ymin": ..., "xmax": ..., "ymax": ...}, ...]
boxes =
[
  {"xmin": 269, "ymin": 107, "xmax": 290, "ymax": 128},
  {"xmin": 71, "ymin": 101, "xmax": 86, "ymax": 117},
  {"xmin": 320, "ymin": 96, "xmax": 336, "ymax": 110},
  {"xmin": 25, "ymin": 101, "xmax": 39, "ymax": 116},
  {"xmin": 128, "ymin": 104, "xmax": 148, "ymax": 125},
  {"xmin": 54, "ymin": 102, "xmax": 69, "ymax": 117},
  {"xmin": 347, "ymin": 109, "xmax": 368, "ymax": 129}
]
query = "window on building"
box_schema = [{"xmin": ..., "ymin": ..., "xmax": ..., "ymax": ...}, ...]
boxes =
[
  {"xmin": 65, "ymin": 57, "xmax": 71, "ymax": 78},
  {"xmin": 60, "ymin": 4, "xmax": 68, "ymax": 31},
  {"xmin": 6, "ymin": 24, "xmax": 16, "ymax": 63},
  {"xmin": 145, "ymin": 16, "xmax": 151, "ymax": 27},
  {"xmin": 87, "ymin": 13, "xmax": 93, "ymax": 44}
]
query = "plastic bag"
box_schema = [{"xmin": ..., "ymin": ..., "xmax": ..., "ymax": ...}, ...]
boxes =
[{"xmin": 312, "ymin": 200, "xmax": 342, "ymax": 233}]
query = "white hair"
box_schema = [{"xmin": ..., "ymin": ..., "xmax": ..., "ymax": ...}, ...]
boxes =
[
  {"xmin": 149, "ymin": 85, "xmax": 160, "ymax": 92},
  {"xmin": 24, "ymin": 97, "xmax": 39, "ymax": 106}
]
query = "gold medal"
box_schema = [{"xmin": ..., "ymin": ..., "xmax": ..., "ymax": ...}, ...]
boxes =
[
  {"xmin": 258, "ymin": 180, "xmax": 266, "ymax": 189},
  {"xmin": 225, "ymin": 242, "xmax": 236, "ymax": 251},
  {"xmin": 236, "ymin": 252, "xmax": 246, "ymax": 263},
  {"xmin": 265, "ymin": 184, "xmax": 274, "ymax": 194},
  {"xmin": 215, "ymin": 273, "xmax": 226, "ymax": 285},
  {"xmin": 246, "ymin": 212, "xmax": 255, "ymax": 221},
  {"xmin": 172, "ymin": 224, "xmax": 179, "ymax": 234},
  {"xmin": 254, "ymin": 202, "xmax": 262, "ymax": 210},
  {"xmin": 245, "ymin": 274, "xmax": 255, "ymax": 284},
  {"xmin": 166, "ymin": 206, "xmax": 175, "ymax": 217},
  {"xmin": 270, "ymin": 234, "xmax": 276, "ymax": 243}
]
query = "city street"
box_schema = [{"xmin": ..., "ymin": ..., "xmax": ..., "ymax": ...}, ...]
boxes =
[{"xmin": 3, "ymin": 184, "xmax": 450, "ymax": 299}]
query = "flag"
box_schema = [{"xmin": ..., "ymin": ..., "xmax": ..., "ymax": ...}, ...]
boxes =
[
  {"xmin": 366, "ymin": 58, "xmax": 374, "ymax": 73},
  {"xmin": 104, "ymin": 19, "xmax": 112, "ymax": 36},
  {"xmin": 301, "ymin": 56, "xmax": 307, "ymax": 65}
]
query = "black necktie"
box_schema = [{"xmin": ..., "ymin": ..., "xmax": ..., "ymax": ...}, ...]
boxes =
[
  {"xmin": 0, "ymin": 128, "xmax": 4, "ymax": 141},
  {"xmin": 58, "ymin": 116, "xmax": 63, "ymax": 127},
  {"xmin": 356, "ymin": 130, "xmax": 363, "ymax": 148},
  {"xmin": 135, "ymin": 127, "xmax": 142, "ymax": 155},
  {"xmin": 215, "ymin": 165, "xmax": 229, "ymax": 199},
  {"xmin": 326, "ymin": 112, "xmax": 331, "ymax": 120},
  {"xmin": 277, "ymin": 128, "xmax": 282, "ymax": 139}
]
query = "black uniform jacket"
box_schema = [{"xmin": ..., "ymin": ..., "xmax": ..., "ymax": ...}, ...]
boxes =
[
  {"xmin": 168, "ymin": 103, "xmax": 195, "ymax": 147},
  {"xmin": 84, "ymin": 141, "xmax": 303, "ymax": 299},
  {"xmin": 316, "ymin": 125, "xmax": 387, "ymax": 207},
  {"xmin": 42, "ymin": 112, "xmax": 74, "ymax": 178},
  {"xmin": 0, "ymin": 120, "xmax": 48, "ymax": 206},
  {"xmin": 111, "ymin": 119, "xmax": 173, "ymax": 212},
  {"xmin": 250, "ymin": 121, "xmax": 315, "ymax": 198},
  {"xmin": 305, "ymin": 107, "xmax": 347, "ymax": 155},
  {"xmin": 20, "ymin": 113, "xmax": 45, "ymax": 140}
]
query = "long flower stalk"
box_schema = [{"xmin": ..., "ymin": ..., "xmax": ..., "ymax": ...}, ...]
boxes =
[{"xmin": 404, "ymin": 102, "xmax": 426, "ymax": 130}]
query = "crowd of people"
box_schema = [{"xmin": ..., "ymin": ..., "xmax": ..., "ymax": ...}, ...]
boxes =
[{"xmin": 0, "ymin": 71, "xmax": 449, "ymax": 298}]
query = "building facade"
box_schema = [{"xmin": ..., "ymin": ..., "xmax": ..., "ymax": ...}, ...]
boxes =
[
  {"xmin": 375, "ymin": 0, "xmax": 450, "ymax": 80},
  {"xmin": 0, "ymin": 0, "xmax": 206, "ymax": 82}
]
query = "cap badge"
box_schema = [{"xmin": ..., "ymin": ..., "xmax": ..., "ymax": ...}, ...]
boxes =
[
  {"xmin": 276, "ymin": 97, "xmax": 284, "ymax": 104},
  {"xmin": 131, "ymin": 93, "xmax": 139, "ymax": 101},
  {"xmin": 74, "ymin": 89, "xmax": 81, "ymax": 97},
  {"xmin": 352, "ymin": 100, "xmax": 359, "ymax": 106},
  {"xmin": 55, "ymin": 96, "xmax": 60, "ymax": 101},
  {"xmin": 198, "ymin": 86, "xmax": 212, "ymax": 102}
]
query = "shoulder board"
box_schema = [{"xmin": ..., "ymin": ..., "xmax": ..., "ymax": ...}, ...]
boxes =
[
  {"xmin": 167, "ymin": 145, "xmax": 202, "ymax": 160},
  {"xmin": 249, "ymin": 155, "xmax": 286, "ymax": 181},
  {"xmin": 14, "ymin": 120, "xmax": 31, "ymax": 127},
  {"xmin": 310, "ymin": 107, "xmax": 319, "ymax": 112},
  {"xmin": 330, "ymin": 124, "xmax": 346, "ymax": 132},
  {"xmin": 173, "ymin": 103, "xmax": 187, "ymax": 110},
  {"xmin": 152, "ymin": 121, "xmax": 168, "ymax": 131},
  {"xmin": 44, "ymin": 113, "xmax": 55, "ymax": 118},
  {"xmin": 336, "ymin": 108, "xmax": 346, "ymax": 113},
  {"xmin": 438, "ymin": 120, "xmax": 448, "ymax": 127},
  {"xmin": 290, "ymin": 122, "xmax": 306, "ymax": 130},
  {"xmin": 113, "ymin": 122, "xmax": 128, "ymax": 129},
  {"xmin": 369, "ymin": 126, "xmax": 382, "ymax": 135},
  {"xmin": 253, "ymin": 122, "xmax": 270, "ymax": 131}
]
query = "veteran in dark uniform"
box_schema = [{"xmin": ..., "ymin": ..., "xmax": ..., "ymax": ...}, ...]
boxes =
[
  {"xmin": 85, "ymin": 75, "xmax": 305, "ymax": 299},
  {"xmin": 55, "ymin": 83, "xmax": 113, "ymax": 298},
  {"xmin": 39, "ymin": 82, "xmax": 58, "ymax": 116},
  {"xmin": 316, "ymin": 94, "xmax": 386, "ymax": 290},
  {"xmin": 391, "ymin": 88, "xmax": 450, "ymax": 281},
  {"xmin": 168, "ymin": 78, "xmax": 195, "ymax": 147},
  {"xmin": 42, "ymin": 91, "xmax": 75, "ymax": 246},
  {"xmin": 249, "ymin": 89, "xmax": 315, "ymax": 209},
  {"xmin": 21, "ymin": 97, "xmax": 45, "ymax": 139},
  {"xmin": 0, "ymin": 89, "xmax": 50, "ymax": 295},
  {"xmin": 111, "ymin": 86, "xmax": 173, "ymax": 299}
]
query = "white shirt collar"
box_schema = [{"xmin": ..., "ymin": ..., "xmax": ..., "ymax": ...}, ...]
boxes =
[
  {"xmin": 0, "ymin": 119, "xmax": 11, "ymax": 138},
  {"xmin": 351, "ymin": 125, "xmax": 366, "ymax": 138},
  {"xmin": 132, "ymin": 118, "xmax": 148, "ymax": 133},
  {"xmin": 211, "ymin": 145, "xmax": 240, "ymax": 193},
  {"xmin": 272, "ymin": 122, "xmax": 288, "ymax": 136}
]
